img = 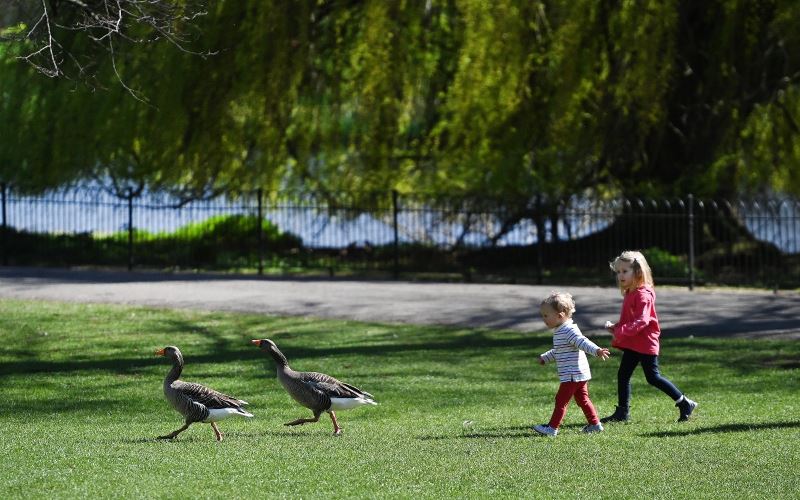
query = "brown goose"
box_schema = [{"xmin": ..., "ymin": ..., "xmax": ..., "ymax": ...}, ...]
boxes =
[
  {"xmin": 251, "ymin": 339, "xmax": 377, "ymax": 435},
  {"xmin": 155, "ymin": 346, "xmax": 253, "ymax": 441}
]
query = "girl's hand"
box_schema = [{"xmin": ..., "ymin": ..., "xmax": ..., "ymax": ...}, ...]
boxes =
[
  {"xmin": 604, "ymin": 320, "xmax": 615, "ymax": 334},
  {"xmin": 538, "ymin": 356, "xmax": 546, "ymax": 365},
  {"xmin": 597, "ymin": 348, "xmax": 611, "ymax": 360}
]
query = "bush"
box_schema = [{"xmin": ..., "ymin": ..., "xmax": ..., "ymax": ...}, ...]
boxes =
[
  {"xmin": 129, "ymin": 214, "xmax": 303, "ymax": 269},
  {"xmin": 1, "ymin": 215, "xmax": 303, "ymax": 270},
  {"xmin": 643, "ymin": 247, "xmax": 692, "ymax": 279}
]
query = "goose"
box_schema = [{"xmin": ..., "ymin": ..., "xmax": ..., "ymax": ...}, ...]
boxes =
[
  {"xmin": 251, "ymin": 339, "xmax": 377, "ymax": 435},
  {"xmin": 155, "ymin": 346, "xmax": 253, "ymax": 441}
]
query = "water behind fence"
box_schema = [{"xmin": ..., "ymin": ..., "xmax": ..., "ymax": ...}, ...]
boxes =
[{"xmin": 1, "ymin": 185, "xmax": 798, "ymax": 288}]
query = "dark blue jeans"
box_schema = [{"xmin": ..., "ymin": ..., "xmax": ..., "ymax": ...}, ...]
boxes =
[{"xmin": 617, "ymin": 349, "xmax": 683, "ymax": 407}]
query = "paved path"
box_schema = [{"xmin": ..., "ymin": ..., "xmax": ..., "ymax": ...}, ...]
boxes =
[{"xmin": 0, "ymin": 267, "xmax": 798, "ymax": 338}]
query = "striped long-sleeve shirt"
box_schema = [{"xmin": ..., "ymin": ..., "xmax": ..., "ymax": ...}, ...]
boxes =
[{"xmin": 540, "ymin": 320, "xmax": 602, "ymax": 382}]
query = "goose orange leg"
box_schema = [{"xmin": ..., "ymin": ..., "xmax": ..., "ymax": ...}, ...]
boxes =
[
  {"xmin": 210, "ymin": 422, "xmax": 223, "ymax": 441},
  {"xmin": 158, "ymin": 422, "xmax": 191, "ymax": 440},
  {"xmin": 329, "ymin": 411, "xmax": 342, "ymax": 435},
  {"xmin": 285, "ymin": 411, "xmax": 321, "ymax": 427}
]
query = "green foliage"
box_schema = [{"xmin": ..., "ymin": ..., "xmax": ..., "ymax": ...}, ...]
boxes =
[
  {"xmin": 126, "ymin": 214, "xmax": 301, "ymax": 248},
  {"xmin": 124, "ymin": 214, "xmax": 303, "ymax": 269},
  {"xmin": 1, "ymin": 0, "xmax": 799, "ymax": 200},
  {"xmin": 0, "ymin": 23, "xmax": 27, "ymax": 37},
  {"xmin": 0, "ymin": 300, "xmax": 798, "ymax": 497},
  {"xmin": 2, "ymin": 214, "xmax": 302, "ymax": 270},
  {"xmin": 736, "ymin": 85, "xmax": 800, "ymax": 195},
  {"xmin": 643, "ymin": 247, "xmax": 690, "ymax": 279}
]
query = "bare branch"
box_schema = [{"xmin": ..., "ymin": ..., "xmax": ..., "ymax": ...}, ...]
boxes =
[
  {"xmin": 41, "ymin": 0, "xmax": 60, "ymax": 76},
  {"xmin": 3, "ymin": 0, "xmax": 210, "ymax": 89}
]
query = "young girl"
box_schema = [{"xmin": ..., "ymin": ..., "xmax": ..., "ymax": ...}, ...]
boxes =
[
  {"xmin": 533, "ymin": 291, "xmax": 610, "ymax": 436},
  {"xmin": 602, "ymin": 250, "xmax": 698, "ymax": 423}
]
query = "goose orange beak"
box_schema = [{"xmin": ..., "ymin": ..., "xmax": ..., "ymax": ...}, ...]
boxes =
[
  {"xmin": 250, "ymin": 339, "xmax": 261, "ymax": 346},
  {"xmin": 154, "ymin": 348, "xmax": 166, "ymax": 356}
]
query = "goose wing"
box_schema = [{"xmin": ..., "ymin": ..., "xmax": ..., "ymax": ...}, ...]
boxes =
[
  {"xmin": 300, "ymin": 372, "xmax": 372, "ymax": 399},
  {"xmin": 173, "ymin": 380, "xmax": 247, "ymax": 409}
]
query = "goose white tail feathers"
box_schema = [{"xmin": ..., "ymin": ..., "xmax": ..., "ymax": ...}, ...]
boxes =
[
  {"xmin": 330, "ymin": 396, "xmax": 378, "ymax": 411},
  {"xmin": 204, "ymin": 407, "xmax": 254, "ymax": 422}
]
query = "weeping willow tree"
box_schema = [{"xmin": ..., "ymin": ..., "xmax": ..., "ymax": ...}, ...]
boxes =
[
  {"xmin": 1, "ymin": 0, "xmax": 799, "ymax": 207},
  {"xmin": 729, "ymin": 1, "xmax": 800, "ymax": 196}
]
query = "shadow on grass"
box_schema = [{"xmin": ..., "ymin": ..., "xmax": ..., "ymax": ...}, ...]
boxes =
[
  {"xmin": 0, "ymin": 349, "xmax": 265, "ymax": 377},
  {"xmin": 417, "ymin": 425, "xmax": 534, "ymax": 440},
  {"xmin": 122, "ymin": 437, "xmax": 164, "ymax": 444},
  {"xmin": 418, "ymin": 421, "xmax": 612, "ymax": 440},
  {"xmin": 641, "ymin": 421, "xmax": 800, "ymax": 438},
  {"xmin": 0, "ymin": 329, "xmax": 546, "ymax": 378},
  {"xmin": 121, "ymin": 430, "xmax": 341, "ymax": 443},
  {"xmin": 124, "ymin": 435, "xmax": 223, "ymax": 444},
  {"xmin": 0, "ymin": 398, "xmax": 123, "ymax": 415},
  {"xmin": 226, "ymin": 430, "xmax": 341, "ymax": 439}
]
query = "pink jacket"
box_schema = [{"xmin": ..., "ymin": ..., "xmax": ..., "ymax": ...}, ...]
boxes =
[{"xmin": 611, "ymin": 285, "xmax": 661, "ymax": 355}]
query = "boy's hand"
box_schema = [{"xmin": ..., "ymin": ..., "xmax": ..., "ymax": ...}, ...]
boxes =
[
  {"xmin": 596, "ymin": 348, "xmax": 610, "ymax": 360},
  {"xmin": 538, "ymin": 356, "xmax": 546, "ymax": 365},
  {"xmin": 604, "ymin": 320, "xmax": 615, "ymax": 334}
]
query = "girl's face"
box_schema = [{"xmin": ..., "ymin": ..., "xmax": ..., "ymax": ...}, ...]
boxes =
[
  {"xmin": 540, "ymin": 304, "xmax": 566, "ymax": 329},
  {"xmin": 615, "ymin": 261, "xmax": 638, "ymax": 291}
]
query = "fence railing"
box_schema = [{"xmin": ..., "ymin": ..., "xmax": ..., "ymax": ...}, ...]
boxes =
[{"xmin": 0, "ymin": 184, "xmax": 798, "ymax": 289}]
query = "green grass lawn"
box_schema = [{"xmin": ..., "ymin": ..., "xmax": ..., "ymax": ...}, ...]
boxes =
[{"xmin": 1, "ymin": 299, "xmax": 798, "ymax": 499}]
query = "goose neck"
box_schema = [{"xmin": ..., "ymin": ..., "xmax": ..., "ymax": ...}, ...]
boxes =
[
  {"xmin": 270, "ymin": 349, "xmax": 289, "ymax": 367},
  {"xmin": 165, "ymin": 354, "xmax": 183, "ymax": 383}
]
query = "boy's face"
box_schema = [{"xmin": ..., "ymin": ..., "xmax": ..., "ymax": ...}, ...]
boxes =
[
  {"xmin": 615, "ymin": 261, "xmax": 637, "ymax": 290},
  {"xmin": 540, "ymin": 304, "xmax": 566, "ymax": 329}
]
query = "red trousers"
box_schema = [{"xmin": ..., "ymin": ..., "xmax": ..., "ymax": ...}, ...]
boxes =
[{"xmin": 548, "ymin": 381, "xmax": 599, "ymax": 429}]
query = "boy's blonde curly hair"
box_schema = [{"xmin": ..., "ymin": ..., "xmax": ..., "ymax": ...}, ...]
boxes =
[{"xmin": 541, "ymin": 291, "xmax": 576, "ymax": 318}]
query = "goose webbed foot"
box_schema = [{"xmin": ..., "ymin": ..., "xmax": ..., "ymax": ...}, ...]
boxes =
[
  {"xmin": 157, "ymin": 422, "xmax": 190, "ymax": 440},
  {"xmin": 285, "ymin": 413, "xmax": 321, "ymax": 427}
]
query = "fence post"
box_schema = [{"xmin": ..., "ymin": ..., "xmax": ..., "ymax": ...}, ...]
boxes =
[
  {"xmin": 392, "ymin": 190, "xmax": 399, "ymax": 280},
  {"xmin": 257, "ymin": 188, "xmax": 264, "ymax": 276},
  {"xmin": 1, "ymin": 182, "xmax": 7, "ymax": 266},
  {"xmin": 774, "ymin": 201, "xmax": 782, "ymax": 293},
  {"xmin": 127, "ymin": 189, "xmax": 134, "ymax": 271},
  {"xmin": 535, "ymin": 197, "xmax": 544, "ymax": 285},
  {"xmin": 688, "ymin": 193, "xmax": 695, "ymax": 290}
]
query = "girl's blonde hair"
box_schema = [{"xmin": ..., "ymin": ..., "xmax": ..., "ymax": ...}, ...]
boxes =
[
  {"xmin": 610, "ymin": 250, "xmax": 654, "ymax": 293},
  {"xmin": 541, "ymin": 291, "xmax": 576, "ymax": 318}
]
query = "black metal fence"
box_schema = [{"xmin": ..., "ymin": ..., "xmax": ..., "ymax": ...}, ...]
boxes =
[{"xmin": 1, "ymin": 184, "xmax": 798, "ymax": 289}]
